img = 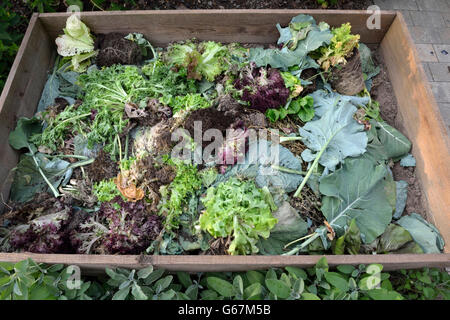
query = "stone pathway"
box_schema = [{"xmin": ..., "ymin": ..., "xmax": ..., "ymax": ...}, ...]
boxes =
[{"xmin": 374, "ymin": 0, "xmax": 450, "ymax": 134}]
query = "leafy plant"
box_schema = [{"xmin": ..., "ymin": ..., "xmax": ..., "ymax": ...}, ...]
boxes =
[
  {"xmin": 1, "ymin": 258, "xmax": 449, "ymax": 300},
  {"xmin": 317, "ymin": 23, "xmax": 360, "ymax": 71},
  {"xmin": 265, "ymin": 95, "xmax": 315, "ymax": 123},
  {"xmin": 92, "ymin": 178, "xmax": 122, "ymax": 203},
  {"xmin": 199, "ymin": 177, "xmax": 278, "ymax": 255},
  {"xmin": 165, "ymin": 40, "xmax": 230, "ymax": 81},
  {"xmin": 293, "ymin": 100, "xmax": 368, "ymax": 197},
  {"xmin": 233, "ymin": 63, "xmax": 290, "ymax": 112},
  {"xmin": 158, "ymin": 160, "xmax": 202, "ymax": 232},
  {"xmin": 55, "ymin": 14, "xmax": 96, "ymax": 72}
]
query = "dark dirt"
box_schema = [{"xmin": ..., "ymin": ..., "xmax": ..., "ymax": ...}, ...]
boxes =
[
  {"xmin": 371, "ymin": 48, "xmax": 427, "ymax": 219},
  {"xmin": 86, "ymin": 149, "xmax": 119, "ymax": 183},
  {"xmin": 129, "ymin": 98, "xmax": 173, "ymax": 127},
  {"xmin": 95, "ymin": 33, "xmax": 142, "ymax": 67},
  {"xmin": 290, "ymin": 185, "xmax": 323, "ymax": 230},
  {"xmin": 216, "ymin": 94, "xmax": 268, "ymax": 129},
  {"xmin": 331, "ymin": 48, "xmax": 365, "ymax": 96},
  {"xmin": 184, "ymin": 107, "xmax": 235, "ymax": 147},
  {"xmin": 101, "ymin": 0, "xmax": 374, "ymax": 10}
]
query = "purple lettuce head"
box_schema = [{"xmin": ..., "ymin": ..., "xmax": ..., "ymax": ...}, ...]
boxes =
[
  {"xmin": 10, "ymin": 208, "xmax": 72, "ymax": 253},
  {"xmin": 71, "ymin": 196, "xmax": 162, "ymax": 254},
  {"xmin": 234, "ymin": 63, "xmax": 289, "ymax": 112}
]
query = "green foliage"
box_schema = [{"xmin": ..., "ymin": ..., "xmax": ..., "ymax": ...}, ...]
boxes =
[
  {"xmin": 199, "ymin": 177, "xmax": 278, "ymax": 255},
  {"xmin": 141, "ymin": 60, "xmax": 198, "ymax": 100},
  {"xmin": 93, "ymin": 179, "xmax": 122, "ymax": 203},
  {"xmin": 265, "ymin": 95, "xmax": 315, "ymax": 123},
  {"xmin": 317, "ymin": 23, "xmax": 360, "ymax": 71},
  {"xmin": 1, "ymin": 258, "xmax": 448, "ymax": 300},
  {"xmin": 158, "ymin": 160, "xmax": 202, "ymax": 232},
  {"xmin": 391, "ymin": 268, "xmax": 450, "ymax": 300},
  {"xmin": 316, "ymin": 0, "xmax": 338, "ymax": 9},
  {"xmin": 0, "ymin": 259, "xmax": 102, "ymax": 300},
  {"xmin": 160, "ymin": 93, "xmax": 211, "ymax": 114},
  {"xmin": 165, "ymin": 40, "xmax": 230, "ymax": 81}
]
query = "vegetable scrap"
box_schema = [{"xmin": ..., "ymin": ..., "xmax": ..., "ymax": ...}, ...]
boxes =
[{"xmin": 1, "ymin": 14, "xmax": 444, "ymax": 257}]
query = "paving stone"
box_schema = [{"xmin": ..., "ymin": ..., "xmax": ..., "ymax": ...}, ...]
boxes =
[
  {"xmin": 437, "ymin": 103, "xmax": 450, "ymax": 133},
  {"xmin": 438, "ymin": 28, "xmax": 450, "ymax": 43},
  {"xmin": 373, "ymin": 0, "xmax": 419, "ymax": 10},
  {"xmin": 410, "ymin": 11, "xmax": 446, "ymax": 28},
  {"xmin": 431, "ymin": 82, "xmax": 450, "ymax": 102},
  {"xmin": 427, "ymin": 62, "xmax": 450, "ymax": 81},
  {"xmin": 433, "ymin": 44, "xmax": 450, "ymax": 62},
  {"xmin": 409, "ymin": 26, "xmax": 442, "ymax": 43},
  {"xmin": 444, "ymin": 12, "xmax": 450, "ymax": 27},
  {"xmin": 417, "ymin": 0, "xmax": 450, "ymax": 12},
  {"xmin": 416, "ymin": 44, "xmax": 439, "ymax": 62},
  {"xmin": 399, "ymin": 10, "xmax": 414, "ymax": 26},
  {"xmin": 422, "ymin": 63, "xmax": 435, "ymax": 81}
]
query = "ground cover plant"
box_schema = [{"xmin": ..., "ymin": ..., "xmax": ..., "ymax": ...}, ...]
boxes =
[
  {"xmin": 0, "ymin": 13, "xmax": 445, "ymax": 259},
  {"xmin": 0, "ymin": 257, "xmax": 448, "ymax": 300}
]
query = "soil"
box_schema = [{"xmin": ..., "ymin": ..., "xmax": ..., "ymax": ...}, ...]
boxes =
[
  {"xmin": 97, "ymin": 0, "xmax": 374, "ymax": 10},
  {"xmin": 85, "ymin": 149, "xmax": 119, "ymax": 183},
  {"xmin": 371, "ymin": 48, "xmax": 427, "ymax": 219},
  {"xmin": 184, "ymin": 107, "xmax": 235, "ymax": 147},
  {"xmin": 95, "ymin": 33, "xmax": 142, "ymax": 67},
  {"xmin": 331, "ymin": 48, "xmax": 365, "ymax": 96}
]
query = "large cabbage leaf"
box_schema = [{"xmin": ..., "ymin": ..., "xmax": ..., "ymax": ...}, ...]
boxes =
[
  {"xmin": 10, "ymin": 154, "xmax": 72, "ymax": 203},
  {"xmin": 300, "ymin": 101, "xmax": 368, "ymax": 172},
  {"xmin": 249, "ymin": 14, "xmax": 332, "ymax": 70},
  {"xmin": 257, "ymin": 202, "xmax": 309, "ymax": 255},
  {"xmin": 372, "ymin": 120, "xmax": 411, "ymax": 159},
  {"xmin": 319, "ymin": 158, "xmax": 395, "ymax": 244},
  {"xmin": 309, "ymin": 89, "xmax": 370, "ymax": 119},
  {"xmin": 397, "ymin": 213, "xmax": 444, "ymax": 253},
  {"xmin": 217, "ymin": 139, "xmax": 303, "ymax": 196}
]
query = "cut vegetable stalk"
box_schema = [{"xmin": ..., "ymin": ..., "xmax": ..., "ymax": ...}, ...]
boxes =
[
  {"xmin": 271, "ymin": 165, "xmax": 308, "ymax": 176},
  {"xmin": 279, "ymin": 136, "xmax": 303, "ymax": 143},
  {"xmin": 293, "ymin": 130, "xmax": 338, "ymax": 198}
]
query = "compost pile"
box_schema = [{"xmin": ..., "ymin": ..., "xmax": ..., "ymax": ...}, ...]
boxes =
[{"xmin": 1, "ymin": 14, "xmax": 444, "ymax": 256}]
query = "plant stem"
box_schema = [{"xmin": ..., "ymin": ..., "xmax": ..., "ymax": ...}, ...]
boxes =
[
  {"xmin": 283, "ymin": 233, "xmax": 320, "ymax": 255},
  {"xmin": 55, "ymin": 113, "xmax": 91, "ymax": 129},
  {"xmin": 284, "ymin": 232, "xmax": 316, "ymax": 249},
  {"xmin": 293, "ymin": 130, "xmax": 338, "ymax": 198},
  {"xmin": 272, "ymin": 165, "xmax": 308, "ymax": 176},
  {"xmin": 279, "ymin": 136, "xmax": 303, "ymax": 143}
]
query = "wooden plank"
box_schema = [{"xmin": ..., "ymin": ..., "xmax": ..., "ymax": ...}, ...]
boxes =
[
  {"xmin": 0, "ymin": 253, "xmax": 448, "ymax": 274},
  {"xmin": 37, "ymin": 9, "xmax": 395, "ymax": 46},
  {"xmin": 0, "ymin": 14, "xmax": 54, "ymax": 213},
  {"xmin": 380, "ymin": 14, "xmax": 450, "ymax": 253}
]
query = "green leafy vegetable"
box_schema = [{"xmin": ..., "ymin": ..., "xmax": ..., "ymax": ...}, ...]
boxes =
[
  {"xmin": 93, "ymin": 179, "xmax": 122, "ymax": 203},
  {"xmin": 55, "ymin": 14, "xmax": 96, "ymax": 72},
  {"xmin": 294, "ymin": 101, "xmax": 368, "ymax": 197},
  {"xmin": 199, "ymin": 177, "xmax": 278, "ymax": 255},
  {"xmin": 317, "ymin": 23, "xmax": 360, "ymax": 71},
  {"xmin": 165, "ymin": 40, "xmax": 230, "ymax": 81},
  {"xmin": 397, "ymin": 213, "xmax": 444, "ymax": 253},
  {"xmin": 257, "ymin": 202, "xmax": 308, "ymax": 255},
  {"xmin": 158, "ymin": 160, "xmax": 202, "ymax": 232},
  {"xmin": 265, "ymin": 95, "xmax": 315, "ymax": 123}
]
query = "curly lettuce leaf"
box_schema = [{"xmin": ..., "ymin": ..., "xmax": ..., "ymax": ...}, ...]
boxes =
[{"xmin": 199, "ymin": 178, "xmax": 278, "ymax": 255}]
